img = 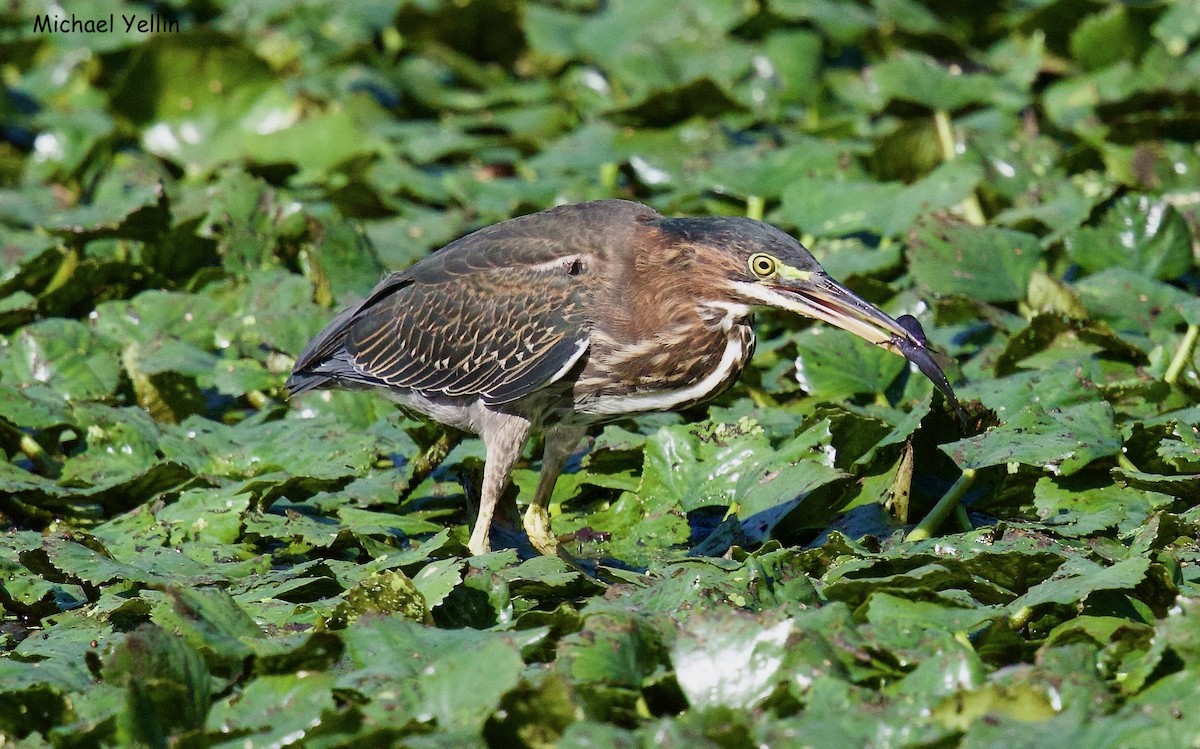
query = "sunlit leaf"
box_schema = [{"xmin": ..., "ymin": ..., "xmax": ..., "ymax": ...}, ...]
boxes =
[
  {"xmin": 909, "ymin": 220, "xmax": 1042, "ymax": 303},
  {"xmin": 1065, "ymin": 195, "xmax": 1193, "ymax": 281},
  {"xmin": 941, "ymin": 401, "xmax": 1121, "ymax": 476}
]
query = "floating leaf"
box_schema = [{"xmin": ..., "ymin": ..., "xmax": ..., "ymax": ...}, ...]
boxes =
[
  {"xmin": 1065, "ymin": 195, "xmax": 1193, "ymax": 281},
  {"xmin": 1070, "ymin": 6, "xmax": 1153, "ymax": 72},
  {"xmin": 673, "ymin": 614, "xmax": 793, "ymax": 710},
  {"xmin": 102, "ymin": 624, "xmax": 211, "ymax": 742},
  {"xmin": 908, "ymin": 220, "xmax": 1042, "ymax": 303},
  {"xmin": 204, "ymin": 672, "xmax": 340, "ymax": 745},
  {"xmin": 778, "ymin": 161, "xmax": 981, "ymax": 238},
  {"xmin": 1009, "ymin": 557, "xmax": 1151, "ymax": 612},
  {"xmin": 340, "ymin": 616, "xmax": 526, "ymax": 734},
  {"xmin": 794, "ymin": 325, "xmax": 907, "ymax": 400},
  {"xmin": 1074, "ymin": 268, "xmax": 1192, "ymax": 333},
  {"xmin": 868, "ymin": 53, "xmax": 1000, "ymax": 112},
  {"xmin": 327, "ymin": 569, "xmax": 429, "ymax": 628},
  {"xmin": 941, "ymin": 401, "xmax": 1121, "ymax": 476},
  {"xmin": 0, "ymin": 319, "xmax": 122, "ymax": 400}
]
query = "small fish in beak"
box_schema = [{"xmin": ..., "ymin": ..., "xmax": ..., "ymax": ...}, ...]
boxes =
[{"xmin": 894, "ymin": 314, "xmax": 967, "ymax": 426}]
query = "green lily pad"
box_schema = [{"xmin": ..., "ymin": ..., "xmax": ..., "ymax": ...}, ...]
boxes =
[
  {"xmin": 778, "ymin": 160, "xmax": 981, "ymax": 238},
  {"xmin": 1008, "ymin": 556, "xmax": 1151, "ymax": 612},
  {"xmin": 1065, "ymin": 195, "xmax": 1193, "ymax": 281},
  {"xmin": 0, "ymin": 383, "xmax": 73, "ymax": 429},
  {"xmin": 0, "ymin": 318, "xmax": 122, "ymax": 400},
  {"xmin": 941, "ymin": 401, "xmax": 1121, "ymax": 476},
  {"xmin": 908, "ymin": 220, "xmax": 1043, "ymax": 303},
  {"xmin": 204, "ymin": 671, "xmax": 341, "ymax": 745},
  {"xmin": 672, "ymin": 613, "xmax": 793, "ymax": 710},
  {"xmin": 159, "ymin": 414, "xmax": 378, "ymax": 481},
  {"xmin": 102, "ymin": 624, "xmax": 211, "ymax": 743},
  {"xmin": 640, "ymin": 421, "xmax": 770, "ymax": 514},
  {"xmin": 1033, "ymin": 475, "xmax": 1171, "ymax": 537},
  {"xmin": 1070, "ymin": 6, "xmax": 1153, "ymax": 72},
  {"xmin": 1074, "ymin": 268, "xmax": 1192, "ymax": 334},
  {"xmin": 340, "ymin": 616, "xmax": 526, "ymax": 734},
  {"xmin": 327, "ymin": 569, "xmax": 429, "ymax": 628},
  {"xmin": 868, "ymin": 53, "xmax": 1001, "ymax": 112},
  {"xmin": 793, "ymin": 325, "xmax": 908, "ymax": 400}
]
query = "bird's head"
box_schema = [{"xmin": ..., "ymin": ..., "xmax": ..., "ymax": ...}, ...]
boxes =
[{"xmin": 656, "ymin": 215, "xmax": 965, "ymax": 420}]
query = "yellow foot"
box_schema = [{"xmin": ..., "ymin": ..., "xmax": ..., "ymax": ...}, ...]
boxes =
[
  {"xmin": 523, "ymin": 505, "xmax": 600, "ymax": 579},
  {"xmin": 523, "ymin": 503, "xmax": 558, "ymax": 556}
]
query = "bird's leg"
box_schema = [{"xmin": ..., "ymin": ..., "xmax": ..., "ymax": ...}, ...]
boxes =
[
  {"xmin": 524, "ymin": 426, "xmax": 586, "ymax": 555},
  {"xmin": 468, "ymin": 412, "xmax": 532, "ymax": 557}
]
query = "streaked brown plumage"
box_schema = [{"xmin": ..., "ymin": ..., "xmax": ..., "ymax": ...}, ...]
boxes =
[{"xmin": 287, "ymin": 200, "xmax": 963, "ymax": 557}]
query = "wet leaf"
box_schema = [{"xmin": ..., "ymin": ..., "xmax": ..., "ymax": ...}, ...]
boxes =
[
  {"xmin": 0, "ymin": 319, "xmax": 122, "ymax": 400},
  {"xmin": 794, "ymin": 326, "xmax": 907, "ymax": 400},
  {"xmin": 672, "ymin": 613, "xmax": 792, "ymax": 710},
  {"xmin": 204, "ymin": 671, "xmax": 342, "ymax": 745},
  {"xmin": 942, "ymin": 401, "xmax": 1121, "ymax": 476},
  {"xmin": 1009, "ymin": 557, "xmax": 1151, "ymax": 612},
  {"xmin": 1065, "ymin": 195, "xmax": 1193, "ymax": 281},
  {"xmin": 868, "ymin": 53, "xmax": 1001, "ymax": 112},
  {"xmin": 778, "ymin": 160, "xmax": 981, "ymax": 238},
  {"xmin": 909, "ymin": 220, "xmax": 1043, "ymax": 303},
  {"xmin": 340, "ymin": 616, "xmax": 526, "ymax": 733},
  {"xmin": 102, "ymin": 624, "xmax": 211, "ymax": 742},
  {"xmin": 327, "ymin": 569, "xmax": 430, "ymax": 628}
]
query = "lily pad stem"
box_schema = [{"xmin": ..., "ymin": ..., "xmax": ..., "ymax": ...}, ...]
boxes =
[
  {"xmin": 21, "ymin": 433, "xmax": 59, "ymax": 478},
  {"xmin": 744, "ymin": 385, "xmax": 776, "ymax": 409},
  {"xmin": 1010, "ymin": 606, "xmax": 1033, "ymax": 631},
  {"xmin": 599, "ymin": 162, "xmax": 619, "ymax": 191},
  {"xmin": 746, "ymin": 195, "xmax": 765, "ymax": 222},
  {"xmin": 955, "ymin": 503, "xmax": 972, "ymax": 532},
  {"xmin": 934, "ymin": 110, "xmax": 986, "ymax": 226},
  {"xmin": 1164, "ymin": 323, "xmax": 1198, "ymax": 385},
  {"xmin": 0, "ymin": 419, "xmax": 59, "ymax": 477},
  {"xmin": 934, "ymin": 110, "xmax": 956, "ymax": 161},
  {"xmin": 299, "ymin": 244, "xmax": 334, "ymax": 308},
  {"xmin": 1116, "ymin": 451, "xmax": 1140, "ymax": 474},
  {"xmin": 906, "ymin": 467, "xmax": 977, "ymax": 542},
  {"xmin": 246, "ymin": 389, "xmax": 272, "ymax": 410},
  {"xmin": 41, "ymin": 248, "xmax": 79, "ymax": 297}
]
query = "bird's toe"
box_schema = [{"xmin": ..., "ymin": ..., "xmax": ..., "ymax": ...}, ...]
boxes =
[{"xmin": 523, "ymin": 504, "xmax": 558, "ymax": 556}]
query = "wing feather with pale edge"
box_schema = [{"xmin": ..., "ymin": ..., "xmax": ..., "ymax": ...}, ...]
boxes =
[{"xmin": 344, "ymin": 245, "xmax": 590, "ymax": 405}]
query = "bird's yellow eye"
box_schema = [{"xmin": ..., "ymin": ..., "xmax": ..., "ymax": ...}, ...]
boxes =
[{"xmin": 749, "ymin": 253, "xmax": 777, "ymax": 278}]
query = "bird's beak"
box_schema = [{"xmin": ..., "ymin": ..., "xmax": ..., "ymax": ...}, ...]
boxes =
[
  {"xmin": 739, "ymin": 271, "xmax": 967, "ymax": 423},
  {"xmin": 768, "ymin": 272, "xmax": 916, "ymax": 352}
]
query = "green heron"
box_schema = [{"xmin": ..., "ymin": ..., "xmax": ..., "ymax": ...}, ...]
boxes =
[{"xmin": 287, "ymin": 200, "xmax": 962, "ymax": 557}]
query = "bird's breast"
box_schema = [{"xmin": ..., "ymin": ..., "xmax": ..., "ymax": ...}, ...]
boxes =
[{"xmin": 573, "ymin": 321, "xmax": 756, "ymax": 416}]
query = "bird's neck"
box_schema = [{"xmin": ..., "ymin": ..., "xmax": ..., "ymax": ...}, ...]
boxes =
[{"xmin": 696, "ymin": 300, "xmax": 754, "ymax": 332}]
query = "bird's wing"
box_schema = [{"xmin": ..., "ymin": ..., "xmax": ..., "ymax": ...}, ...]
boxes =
[
  {"xmin": 291, "ymin": 233, "xmax": 595, "ymax": 406},
  {"xmin": 289, "ymin": 200, "xmax": 662, "ymax": 404},
  {"xmin": 345, "ymin": 243, "xmax": 590, "ymax": 405}
]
